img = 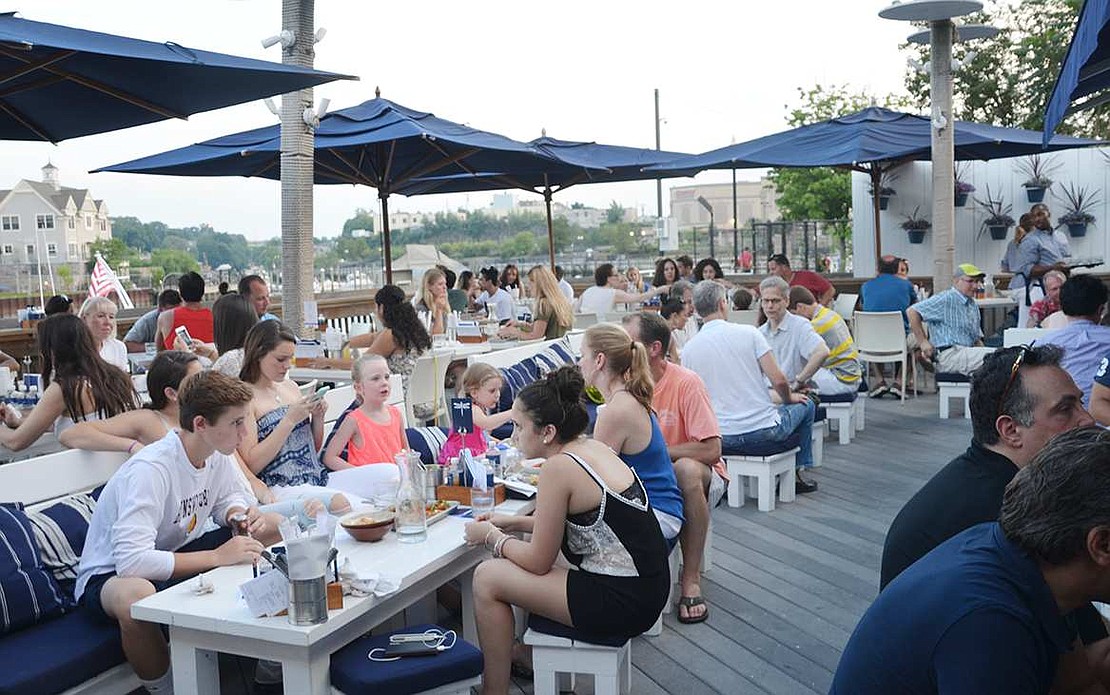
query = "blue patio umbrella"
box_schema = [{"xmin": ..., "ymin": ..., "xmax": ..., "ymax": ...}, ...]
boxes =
[
  {"xmin": 646, "ymin": 107, "xmax": 1100, "ymax": 267},
  {"xmin": 0, "ymin": 13, "xmax": 354, "ymax": 143},
  {"xmin": 393, "ymin": 135, "xmax": 693, "ymax": 268},
  {"xmin": 1043, "ymin": 0, "xmax": 1110, "ymax": 143},
  {"xmin": 94, "ymin": 97, "xmax": 603, "ymax": 282}
]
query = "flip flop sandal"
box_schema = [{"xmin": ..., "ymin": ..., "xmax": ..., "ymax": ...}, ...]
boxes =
[
  {"xmin": 677, "ymin": 596, "xmax": 709, "ymax": 624},
  {"xmin": 510, "ymin": 660, "xmax": 534, "ymax": 680}
]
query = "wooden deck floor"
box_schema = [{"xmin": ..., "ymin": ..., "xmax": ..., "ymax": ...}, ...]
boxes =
[{"xmin": 216, "ymin": 392, "xmax": 970, "ymax": 694}]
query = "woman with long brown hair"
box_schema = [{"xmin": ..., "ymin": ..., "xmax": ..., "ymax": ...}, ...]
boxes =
[
  {"xmin": 498, "ymin": 265, "xmax": 573, "ymax": 340},
  {"xmin": 0, "ymin": 314, "xmax": 137, "ymax": 451},
  {"xmin": 579, "ymin": 323, "xmax": 684, "ymax": 544}
]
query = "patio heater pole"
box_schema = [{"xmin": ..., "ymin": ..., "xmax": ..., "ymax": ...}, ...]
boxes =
[{"xmin": 279, "ymin": 0, "xmax": 316, "ymax": 336}]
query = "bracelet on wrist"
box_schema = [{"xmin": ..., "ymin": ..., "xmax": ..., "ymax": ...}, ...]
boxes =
[
  {"xmin": 493, "ymin": 534, "xmax": 511, "ymax": 558},
  {"xmin": 483, "ymin": 526, "xmax": 498, "ymax": 549},
  {"xmin": 127, "ymin": 440, "xmax": 140, "ymax": 454}
]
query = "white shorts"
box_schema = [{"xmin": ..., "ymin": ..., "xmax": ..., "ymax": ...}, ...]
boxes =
[{"xmin": 708, "ymin": 472, "xmax": 728, "ymax": 510}]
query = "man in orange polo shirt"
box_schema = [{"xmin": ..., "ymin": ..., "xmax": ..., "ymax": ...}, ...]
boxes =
[{"xmin": 623, "ymin": 311, "xmax": 727, "ymax": 625}]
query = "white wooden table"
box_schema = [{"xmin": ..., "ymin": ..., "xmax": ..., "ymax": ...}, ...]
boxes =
[
  {"xmin": 976, "ymin": 296, "xmax": 1017, "ymax": 337},
  {"xmin": 133, "ymin": 498, "xmax": 533, "ymax": 694}
]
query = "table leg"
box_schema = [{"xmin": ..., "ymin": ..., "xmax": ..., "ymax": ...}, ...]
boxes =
[
  {"xmin": 460, "ymin": 566, "xmax": 477, "ymax": 643},
  {"xmin": 169, "ymin": 627, "xmax": 220, "ymax": 694},
  {"xmin": 282, "ymin": 650, "xmax": 331, "ymax": 695}
]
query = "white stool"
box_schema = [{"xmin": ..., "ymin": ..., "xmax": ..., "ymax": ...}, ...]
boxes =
[
  {"xmin": 524, "ymin": 628, "xmax": 632, "ymax": 695},
  {"xmin": 724, "ymin": 448, "xmax": 799, "ymax": 512},
  {"xmin": 854, "ymin": 394, "xmax": 866, "ymax": 431},
  {"xmin": 811, "ymin": 421, "xmax": 825, "ymax": 467},
  {"xmin": 937, "ymin": 379, "xmax": 971, "ymax": 419},
  {"xmin": 825, "ymin": 402, "xmax": 854, "ymax": 445}
]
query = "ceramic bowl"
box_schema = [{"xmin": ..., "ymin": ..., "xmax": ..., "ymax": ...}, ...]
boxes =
[{"xmin": 339, "ymin": 511, "xmax": 394, "ymax": 542}]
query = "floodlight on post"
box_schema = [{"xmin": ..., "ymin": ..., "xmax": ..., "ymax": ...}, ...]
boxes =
[
  {"xmin": 302, "ymin": 97, "xmax": 329, "ymax": 130},
  {"xmin": 696, "ymin": 195, "xmax": 715, "ymax": 259},
  {"xmin": 880, "ymin": 0, "xmax": 996, "ymax": 294},
  {"xmin": 263, "ymin": 98, "xmax": 280, "ymax": 116},
  {"xmin": 261, "ymin": 29, "xmax": 296, "ymax": 50}
]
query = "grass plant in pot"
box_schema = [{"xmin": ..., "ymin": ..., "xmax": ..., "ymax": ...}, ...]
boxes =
[
  {"xmin": 901, "ymin": 206, "xmax": 931, "ymax": 244},
  {"xmin": 1056, "ymin": 183, "xmax": 1101, "ymax": 237},
  {"xmin": 1016, "ymin": 154, "xmax": 1059, "ymax": 203},
  {"xmin": 954, "ymin": 163, "xmax": 975, "ymax": 208},
  {"xmin": 868, "ymin": 172, "xmax": 898, "ymax": 211},
  {"xmin": 974, "ymin": 186, "xmax": 1015, "ymax": 241}
]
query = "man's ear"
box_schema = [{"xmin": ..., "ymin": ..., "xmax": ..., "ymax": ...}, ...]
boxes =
[
  {"xmin": 995, "ymin": 414, "xmax": 1022, "ymax": 449},
  {"xmin": 1087, "ymin": 526, "xmax": 1110, "ymax": 567}
]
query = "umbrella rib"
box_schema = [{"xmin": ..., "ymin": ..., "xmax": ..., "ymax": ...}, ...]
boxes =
[
  {"xmin": 0, "ymin": 99, "xmax": 57, "ymax": 142},
  {"xmin": 0, "ymin": 45, "xmax": 188, "ymax": 120},
  {"xmin": 0, "ymin": 73, "xmax": 67, "ymax": 98},
  {"xmin": 0, "ymin": 48, "xmax": 76, "ymax": 87},
  {"xmin": 319, "ymin": 149, "xmax": 377, "ymax": 186}
]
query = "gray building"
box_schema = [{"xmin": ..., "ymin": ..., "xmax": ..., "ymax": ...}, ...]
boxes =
[{"xmin": 669, "ymin": 179, "xmax": 780, "ymax": 231}]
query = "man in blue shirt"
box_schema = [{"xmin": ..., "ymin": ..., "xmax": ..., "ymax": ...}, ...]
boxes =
[
  {"xmin": 908, "ymin": 262, "xmax": 994, "ymax": 376},
  {"xmin": 834, "ymin": 426, "xmax": 1110, "ymax": 694},
  {"xmin": 1042, "ymin": 274, "xmax": 1110, "ymax": 408},
  {"xmin": 861, "ymin": 254, "xmax": 916, "ymax": 331}
]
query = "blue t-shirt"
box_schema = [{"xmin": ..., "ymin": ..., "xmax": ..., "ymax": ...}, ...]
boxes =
[
  {"xmin": 832, "ymin": 523, "xmax": 1073, "ymax": 695},
  {"xmin": 617, "ymin": 414, "xmax": 684, "ymax": 531},
  {"xmin": 860, "ymin": 273, "xmax": 916, "ymax": 332}
]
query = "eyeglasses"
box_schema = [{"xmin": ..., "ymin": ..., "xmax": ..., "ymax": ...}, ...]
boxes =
[{"xmin": 997, "ymin": 343, "xmax": 1034, "ymax": 420}]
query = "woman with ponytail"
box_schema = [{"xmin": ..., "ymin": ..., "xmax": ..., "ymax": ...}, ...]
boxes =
[
  {"xmin": 580, "ymin": 323, "xmax": 684, "ymax": 543},
  {"xmin": 464, "ymin": 366, "xmax": 669, "ymax": 691}
]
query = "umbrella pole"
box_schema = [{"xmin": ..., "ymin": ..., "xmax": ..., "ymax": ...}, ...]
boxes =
[
  {"xmin": 381, "ymin": 192, "xmax": 393, "ymax": 285},
  {"xmin": 871, "ymin": 167, "xmax": 882, "ymax": 272},
  {"xmin": 545, "ymin": 188, "xmax": 556, "ymax": 272}
]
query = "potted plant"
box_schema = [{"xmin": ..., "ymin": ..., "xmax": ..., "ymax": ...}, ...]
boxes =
[
  {"xmin": 1056, "ymin": 183, "xmax": 1101, "ymax": 237},
  {"xmin": 973, "ymin": 186, "xmax": 1015, "ymax": 240},
  {"xmin": 1016, "ymin": 154, "xmax": 1059, "ymax": 203},
  {"xmin": 901, "ymin": 206, "xmax": 931, "ymax": 244},
  {"xmin": 954, "ymin": 163, "xmax": 975, "ymax": 207},
  {"xmin": 868, "ymin": 171, "xmax": 898, "ymax": 210}
]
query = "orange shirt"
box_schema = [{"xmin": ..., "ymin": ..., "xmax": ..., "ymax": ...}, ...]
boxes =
[
  {"xmin": 346, "ymin": 405, "xmax": 406, "ymax": 466},
  {"xmin": 652, "ymin": 362, "xmax": 727, "ymax": 480}
]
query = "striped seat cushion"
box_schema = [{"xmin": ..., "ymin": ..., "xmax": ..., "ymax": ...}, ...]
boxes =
[
  {"xmin": 25, "ymin": 493, "xmax": 97, "ymax": 597},
  {"xmin": 0, "ymin": 503, "xmax": 71, "ymax": 634}
]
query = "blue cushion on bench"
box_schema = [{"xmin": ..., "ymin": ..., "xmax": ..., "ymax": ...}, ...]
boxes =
[
  {"xmin": 0, "ymin": 608, "xmax": 125, "ymax": 695},
  {"xmin": 0, "ymin": 504, "xmax": 70, "ymax": 635},
  {"xmin": 814, "ymin": 407, "xmax": 826, "ymax": 423},
  {"xmin": 726, "ymin": 432, "xmax": 803, "ymax": 458},
  {"xmin": 26, "ymin": 493, "xmax": 97, "ymax": 597},
  {"xmin": 820, "ymin": 392, "xmax": 857, "ymax": 404},
  {"xmin": 936, "ymin": 372, "xmax": 971, "ymax": 383},
  {"xmin": 330, "ymin": 623, "xmax": 482, "ymax": 695},
  {"xmin": 405, "ymin": 427, "xmax": 449, "ymax": 466},
  {"xmin": 527, "ymin": 614, "xmax": 628, "ymax": 648}
]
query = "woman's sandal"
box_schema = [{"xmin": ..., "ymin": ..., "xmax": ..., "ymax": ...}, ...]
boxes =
[{"xmin": 677, "ymin": 596, "xmax": 709, "ymax": 624}]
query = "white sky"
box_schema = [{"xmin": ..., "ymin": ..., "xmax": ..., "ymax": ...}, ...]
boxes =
[{"xmin": 8, "ymin": 1, "xmax": 916, "ymax": 241}]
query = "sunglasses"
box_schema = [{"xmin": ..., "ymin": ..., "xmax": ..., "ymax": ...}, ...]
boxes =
[{"xmin": 997, "ymin": 343, "xmax": 1034, "ymax": 420}]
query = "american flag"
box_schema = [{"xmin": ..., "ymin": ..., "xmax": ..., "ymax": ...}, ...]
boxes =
[{"xmin": 89, "ymin": 254, "xmax": 134, "ymax": 309}]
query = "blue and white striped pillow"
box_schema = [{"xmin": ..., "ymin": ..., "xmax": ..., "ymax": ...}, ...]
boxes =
[
  {"xmin": 0, "ymin": 503, "xmax": 70, "ymax": 634},
  {"xmin": 26, "ymin": 493, "xmax": 97, "ymax": 596}
]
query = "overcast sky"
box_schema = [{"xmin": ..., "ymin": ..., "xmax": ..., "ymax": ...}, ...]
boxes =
[{"xmin": 11, "ymin": 1, "xmax": 917, "ymax": 240}]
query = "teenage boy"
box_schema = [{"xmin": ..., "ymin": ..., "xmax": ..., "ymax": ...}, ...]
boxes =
[{"xmin": 75, "ymin": 371, "xmax": 275, "ymax": 695}]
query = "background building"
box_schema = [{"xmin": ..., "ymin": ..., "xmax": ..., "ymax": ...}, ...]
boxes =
[{"xmin": 669, "ymin": 178, "xmax": 781, "ymax": 231}]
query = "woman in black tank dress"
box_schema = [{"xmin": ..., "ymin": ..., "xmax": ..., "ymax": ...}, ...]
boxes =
[{"xmin": 465, "ymin": 367, "xmax": 670, "ymax": 695}]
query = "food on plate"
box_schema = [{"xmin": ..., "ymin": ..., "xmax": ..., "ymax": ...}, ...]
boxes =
[{"xmin": 426, "ymin": 500, "xmax": 450, "ymax": 516}]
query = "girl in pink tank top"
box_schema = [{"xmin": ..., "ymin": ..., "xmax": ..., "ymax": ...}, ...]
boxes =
[{"xmin": 322, "ymin": 355, "xmax": 406, "ymax": 468}]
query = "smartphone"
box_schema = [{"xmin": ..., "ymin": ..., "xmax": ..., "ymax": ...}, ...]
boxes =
[
  {"xmin": 310, "ymin": 385, "xmax": 331, "ymax": 402},
  {"xmin": 381, "ymin": 641, "xmax": 440, "ymax": 658},
  {"xmin": 174, "ymin": 325, "xmax": 194, "ymax": 347}
]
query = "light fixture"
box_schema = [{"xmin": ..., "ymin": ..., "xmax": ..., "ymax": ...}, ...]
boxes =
[
  {"xmin": 263, "ymin": 98, "xmax": 280, "ymax": 116},
  {"xmin": 314, "ymin": 28, "xmax": 327, "ymax": 44},
  {"xmin": 261, "ymin": 30, "xmax": 295, "ymax": 50},
  {"xmin": 302, "ymin": 98, "xmax": 330, "ymax": 129},
  {"xmin": 907, "ymin": 57, "xmax": 928, "ymax": 74}
]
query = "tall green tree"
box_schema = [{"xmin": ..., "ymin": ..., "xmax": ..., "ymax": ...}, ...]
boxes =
[
  {"xmin": 606, "ymin": 201, "xmax": 625, "ymax": 224},
  {"xmin": 902, "ymin": 0, "xmax": 1109, "ymax": 137}
]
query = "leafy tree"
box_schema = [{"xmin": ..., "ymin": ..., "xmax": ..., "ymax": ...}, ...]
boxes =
[
  {"xmin": 56, "ymin": 265, "xmax": 73, "ymax": 292},
  {"xmin": 87, "ymin": 237, "xmax": 138, "ymax": 272},
  {"xmin": 503, "ymin": 231, "xmax": 536, "ymax": 257},
  {"xmin": 149, "ymin": 249, "xmax": 199, "ymax": 274},
  {"xmin": 606, "ymin": 200, "xmax": 624, "ymax": 224},
  {"xmin": 342, "ymin": 208, "xmax": 376, "ymax": 236},
  {"xmin": 902, "ymin": 0, "xmax": 1108, "ymax": 137}
]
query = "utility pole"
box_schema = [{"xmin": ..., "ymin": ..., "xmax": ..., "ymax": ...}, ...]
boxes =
[{"xmin": 654, "ymin": 89, "xmax": 663, "ymax": 259}]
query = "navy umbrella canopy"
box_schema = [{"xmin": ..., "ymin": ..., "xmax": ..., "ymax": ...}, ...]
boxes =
[
  {"xmin": 646, "ymin": 107, "xmax": 1100, "ymax": 267},
  {"xmin": 1044, "ymin": 0, "xmax": 1110, "ymax": 143},
  {"xmin": 0, "ymin": 13, "xmax": 354, "ymax": 143},
  {"xmin": 96, "ymin": 98, "xmax": 603, "ymax": 281}
]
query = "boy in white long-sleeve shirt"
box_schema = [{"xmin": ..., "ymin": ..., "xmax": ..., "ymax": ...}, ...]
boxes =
[{"xmin": 76, "ymin": 371, "xmax": 276, "ymax": 695}]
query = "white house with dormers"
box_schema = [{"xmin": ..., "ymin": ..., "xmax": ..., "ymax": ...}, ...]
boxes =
[{"xmin": 0, "ymin": 162, "xmax": 111, "ymax": 282}]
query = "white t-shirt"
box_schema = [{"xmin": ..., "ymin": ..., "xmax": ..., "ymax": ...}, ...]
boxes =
[
  {"xmin": 575, "ymin": 286, "xmax": 618, "ymax": 315},
  {"xmin": 99, "ymin": 338, "xmax": 129, "ymax": 373},
  {"xmin": 476, "ymin": 287, "xmax": 515, "ymax": 322},
  {"xmin": 558, "ymin": 278, "xmax": 574, "ymax": 301},
  {"xmin": 212, "ymin": 348, "xmax": 245, "ymax": 377},
  {"xmin": 681, "ymin": 319, "xmax": 779, "ymax": 435},
  {"xmin": 758, "ymin": 313, "xmax": 825, "ymax": 383},
  {"xmin": 75, "ymin": 430, "xmax": 253, "ymax": 599}
]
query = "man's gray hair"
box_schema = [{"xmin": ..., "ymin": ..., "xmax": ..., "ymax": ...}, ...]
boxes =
[
  {"xmin": 759, "ymin": 275, "xmax": 789, "ymax": 295},
  {"xmin": 1044, "ymin": 269, "xmax": 1067, "ymax": 285},
  {"xmin": 669, "ymin": 279, "xmax": 694, "ymax": 302},
  {"xmin": 693, "ymin": 280, "xmax": 726, "ymax": 318}
]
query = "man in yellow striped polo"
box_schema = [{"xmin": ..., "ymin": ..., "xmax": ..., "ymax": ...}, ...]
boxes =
[{"xmin": 788, "ymin": 286, "xmax": 861, "ymax": 396}]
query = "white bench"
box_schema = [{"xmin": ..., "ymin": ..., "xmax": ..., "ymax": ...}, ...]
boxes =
[
  {"xmin": 466, "ymin": 338, "xmax": 565, "ymax": 369},
  {"xmin": 0, "ymin": 448, "xmax": 139, "ymax": 695},
  {"xmin": 723, "ymin": 449, "xmax": 799, "ymax": 512}
]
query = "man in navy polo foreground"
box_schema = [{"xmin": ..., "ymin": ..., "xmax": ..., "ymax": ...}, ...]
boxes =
[{"xmin": 833, "ymin": 426, "xmax": 1110, "ymax": 694}]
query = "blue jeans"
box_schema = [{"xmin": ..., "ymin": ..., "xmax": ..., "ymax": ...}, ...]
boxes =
[{"xmin": 720, "ymin": 400, "xmax": 815, "ymax": 469}]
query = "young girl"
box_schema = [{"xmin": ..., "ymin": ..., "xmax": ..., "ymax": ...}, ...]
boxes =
[
  {"xmin": 322, "ymin": 354, "xmax": 407, "ymax": 471},
  {"xmin": 439, "ymin": 363, "xmax": 512, "ymax": 463}
]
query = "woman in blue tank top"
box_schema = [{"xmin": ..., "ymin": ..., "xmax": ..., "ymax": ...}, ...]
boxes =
[{"xmin": 580, "ymin": 323, "xmax": 684, "ymax": 542}]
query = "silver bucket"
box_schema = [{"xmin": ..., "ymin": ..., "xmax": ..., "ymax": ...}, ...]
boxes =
[{"xmin": 288, "ymin": 576, "xmax": 328, "ymax": 625}]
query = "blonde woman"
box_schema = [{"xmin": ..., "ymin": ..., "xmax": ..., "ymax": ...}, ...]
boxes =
[
  {"xmin": 499, "ymin": 266, "xmax": 573, "ymax": 340},
  {"xmin": 412, "ymin": 267, "xmax": 450, "ymax": 335},
  {"xmin": 80, "ymin": 296, "xmax": 129, "ymax": 372}
]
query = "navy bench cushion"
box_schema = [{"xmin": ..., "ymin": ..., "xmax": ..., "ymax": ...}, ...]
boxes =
[
  {"xmin": 936, "ymin": 372, "xmax": 971, "ymax": 383},
  {"xmin": 0, "ymin": 503, "xmax": 70, "ymax": 635},
  {"xmin": 527, "ymin": 614, "xmax": 628, "ymax": 648},
  {"xmin": 330, "ymin": 623, "xmax": 481, "ymax": 695},
  {"xmin": 814, "ymin": 407, "xmax": 827, "ymax": 423},
  {"xmin": 0, "ymin": 608, "xmax": 125, "ymax": 695},
  {"xmin": 26, "ymin": 493, "xmax": 97, "ymax": 597},
  {"xmin": 726, "ymin": 432, "xmax": 803, "ymax": 457},
  {"xmin": 820, "ymin": 392, "xmax": 857, "ymax": 404}
]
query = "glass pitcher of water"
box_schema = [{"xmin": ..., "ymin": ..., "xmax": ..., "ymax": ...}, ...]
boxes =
[{"xmin": 394, "ymin": 451, "xmax": 427, "ymax": 543}]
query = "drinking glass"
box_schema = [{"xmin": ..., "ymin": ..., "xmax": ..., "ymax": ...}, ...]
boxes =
[{"xmin": 471, "ymin": 488, "xmax": 496, "ymax": 519}]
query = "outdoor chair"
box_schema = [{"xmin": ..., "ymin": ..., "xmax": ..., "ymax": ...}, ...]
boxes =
[
  {"xmin": 1003, "ymin": 327, "xmax": 1047, "ymax": 347},
  {"xmin": 937, "ymin": 372, "xmax": 972, "ymax": 419},
  {"xmin": 722, "ymin": 435, "xmax": 801, "ymax": 512},
  {"xmin": 853, "ymin": 311, "xmax": 913, "ymax": 402},
  {"xmin": 820, "ymin": 392, "xmax": 856, "ymax": 445},
  {"xmin": 832, "ymin": 293, "xmax": 858, "ymax": 321},
  {"xmin": 573, "ymin": 312, "xmax": 599, "ymax": 330},
  {"xmin": 727, "ymin": 309, "xmax": 760, "ymax": 326},
  {"xmin": 524, "ymin": 615, "xmax": 632, "ymax": 695},
  {"xmin": 330, "ymin": 623, "xmax": 482, "ymax": 694},
  {"xmin": 405, "ymin": 353, "xmax": 452, "ymax": 427}
]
